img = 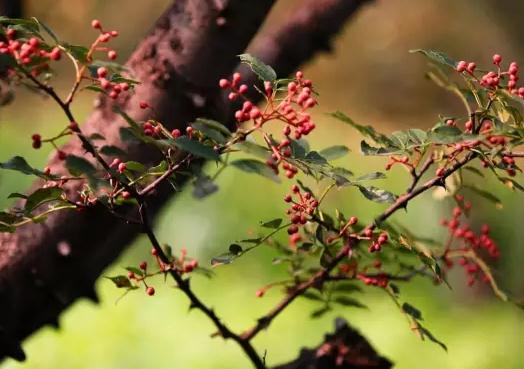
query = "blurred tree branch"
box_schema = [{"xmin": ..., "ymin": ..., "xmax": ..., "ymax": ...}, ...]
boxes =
[
  {"xmin": 273, "ymin": 318, "xmax": 392, "ymax": 369},
  {"xmin": 0, "ymin": 0, "xmax": 23, "ymax": 17},
  {"xmin": 0, "ymin": 0, "xmax": 374, "ymax": 364}
]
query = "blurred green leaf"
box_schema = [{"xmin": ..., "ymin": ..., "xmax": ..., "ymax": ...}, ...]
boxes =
[
  {"xmin": 318, "ymin": 145, "xmax": 350, "ymax": 161},
  {"xmin": 0, "ymin": 156, "xmax": 54, "ymax": 179},
  {"xmin": 239, "ymin": 53, "xmax": 277, "ymax": 82},
  {"xmin": 231, "ymin": 159, "xmax": 280, "ymax": 183},
  {"xmin": 24, "ymin": 187, "xmax": 63, "ymax": 214},
  {"xmin": 410, "ymin": 49, "xmax": 457, "ymax": 69},
  {"xmin": 260, "ymin": 218, "xmax": 283, "ymax": 229},
  {"xmin": 357, "ymin": 185, "xmax": 397, "ymax": 203},
  {"xmin": 174, "ymin": 136, "xmax": 220, "ymax": 161},
  {"xmin": 106, "ymin": 275, "xmax": 132, "ymax": 288}
]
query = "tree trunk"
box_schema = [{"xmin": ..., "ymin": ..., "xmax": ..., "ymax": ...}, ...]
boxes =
[{"xmin": 0, "ymin": 0, "xmax": 373, "ymax": 362}]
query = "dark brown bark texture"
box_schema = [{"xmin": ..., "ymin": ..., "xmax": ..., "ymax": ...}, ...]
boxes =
[
  {"xmin": 0, "ymin": 0, "xmax": 373, "ymax": 363},
  {"xmin": 273, "ymin": 318, "xmax": 392, "ymax": 369},
  {"xmin": 0, "ymin": 0, "xmax": 23, "ymax": 18}
]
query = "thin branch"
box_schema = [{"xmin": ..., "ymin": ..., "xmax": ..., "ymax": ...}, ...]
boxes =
[
  {"xmin": 137, "ymin": 201, "xmax": 265, "ymax": 369},
  {"xmin": 241, "ymin": 153, "xmax": 475, "ymax": 341}
]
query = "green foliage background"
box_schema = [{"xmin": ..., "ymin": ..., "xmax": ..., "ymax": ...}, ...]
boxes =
[{"xmin": 1, "ymin": 0, "xmax": 523, "ymax": 368}]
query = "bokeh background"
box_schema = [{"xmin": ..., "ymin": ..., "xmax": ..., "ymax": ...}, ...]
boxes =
[{"xmin": 1, "ymin": 0, "xmax": 524, "ymax": 368}]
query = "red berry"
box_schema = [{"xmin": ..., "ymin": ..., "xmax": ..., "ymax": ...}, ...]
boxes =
[
  {"xmin": 57, "ymin": 151, "xmax": 67, "ymax": 161},
  {"xmin": 493, "ymin": 54, "xmax": 502, "ymax": 65},
  {"xmin": 127, "ymin": 271, "xmax": 135, "ymax": 279},
  {"xmin": 49, "ymin": 47, "xmax": 61, "ymax": 61},
  {"xmin": 117, "ymin": 162, "xmax": 127, "ymax": 173},
  {"xmin": 238, "ymin": 84, "xmax": 248, "ymax": 94},
  {"xmin": 139, "ymin": 261, "xmax": 147, "ymax": 270},
  {"xmin": 456, "ymin": 61, "xmax": 467, "ymax": 73},
  {"xmin": 97, "ymin": 67, "xmax": 108, "ymax": 78},
  {"xmin": 146, "ymin": 286, "xmax": 155, "ymax": 296},
  {"xmin": 255, "ymin": 289, "xmax": 265, "ymax": 298},
  {"xmin": 107, "ymin": 50, "xmax": 117, "ymax": 60},
  {"xmin": 219, "ymin": 79, "xmax": 230, "ymax": 88},
  {"xmin": 91, "ymin": 19, "xmax": 102, "ymax": 29}
]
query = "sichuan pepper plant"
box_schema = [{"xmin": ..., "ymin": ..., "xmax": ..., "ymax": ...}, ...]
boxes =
[{"xmin": 0, "ymin": 17, "xmax": 523, "ymax": 368}]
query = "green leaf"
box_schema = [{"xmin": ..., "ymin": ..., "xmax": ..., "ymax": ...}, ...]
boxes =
[
  {"xmin": 0, "ymin": 156, "xmax": 52, "ymax": 179},
  {"xmin": 231, "ymin": 159, "xmax": 280, "ymax": 183},
  {"xmin": 88, "ymin": 133, "xmax": 106, "ymax": 141},
  {"xmin": 301, "ymin": 291, "xmax": 324, "ymax": 301},
  {"xmin": 310, "ymin": 306, "xmax": 331, "ymax": 319},
  {"xmin": 289, "ymin": 139, "xmax": 309, "ymax": 159},
  {"xmin": 125, "ymin": 267, "xmax": 144, "ymax": 277},
  {"xmin": 463, "ymin": 184, "xmax": 502, "ymax": 206},
  {"xmin": 427, "ymin": 125, "xmax": 463, "ymax": 144},
  {"xmin": 191, "ymin": 121, "xmax": 227, "ymax": 144},
  {"xmin": 24, "ymin": 187, "xmax": 63, "ymax": 214},
  {"xmin": 65, "ymin": 155, "xmax": 97, "ymax": 177},
  {"xmin": 355, "ymin": 172, "xmax": 386, "ymax": 182},
  {"xmin": 238, "ymin": 53, "xmax": 277, "ymax": 82},
  {"xmin": 100, "ymin": 145, "xmax": 127, "ymax": 157},
  {"xmin": 334, "ymin": 296, "xmax": 367, "ymax": 309},
  {"xmin": 357, "ymin": 185, "xmax": 397, "ymax": 203},
  {"xmin": 410, "ymin": 49, "xmax": 457, "ymax": 69},
  {"xmin": 330, "ymin": 111, "xmax": 392, "ymax": 145},
  {"xmin": 360, "ymin": 140, "xmax": 400, "ymax": 156},
  {"xmin": 174, "ymin": 136, "xmax": 220, "ymax": 161},
  {"xmin": 211, "ymin": 244, "xmax": 243, "ymax": 267},
  {"xmin": 62, "ymin": 43, "xmax": 89, "ymax": 63},
  {"xmin": 193, "ymin": 118, "xmax": 231, "ymax": 136},
  {"xmin": 125, "ymin": 161, "xmax": 146, "ymax": 173},
  {"xmin": 318, "ymin": 145, "xmax": 350, "ymax": 161},
  {"xmin": 261, "ymin": 218, "xmax": 283, "ymax": 229},
  {"xmin": 106, "ymin": 275, "xmax": 132, "ymax": 288},
  {"xmin": 0, "ymin": 211, "xmax": 20, "ymax": 232},
  {"xmin": 402, "ymin": 302, "xmax": 423, "ymax": 320},
  {"xmin": 32, "ymin": 17, "xmax": 59, "ymax": 43},
  {"xmin": 233, "ymin": 141, "xmax": 270, "ymax": 159},
  {"xmin": 419, "ymin": 324, "xmax": 448, "ymax": 351}
]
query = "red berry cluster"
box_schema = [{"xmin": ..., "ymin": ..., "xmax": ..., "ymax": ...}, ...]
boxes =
[
  {"xmin": 0, "ymin": 28, "xmax": 61, "ymax": 78},
  {"xmin": 456, "ymin": 54, "xmax": 523, "ymax": 97},
  {"xmin": 266, "ymin": 138, "xmax": 299, "ymax": 178},
  {"xmin": 441, "ymin": 201, "xmax": 500, "ymax": 286},
  {"xmin": 127, "ymin": 247, "xmax": 199, "ymax": 296},
  {"xmin": 89, "ymin": 20, "xmax": 127, "ymax": 99},
  {"xmin": 284, "ymin": 184, "xmax": 319, "ymax": 246},
  {"xmin": 110, "ymin": 158, "xmax": 127, "ymax": 173},
  {"xmin": 367, "ymin": 231, "xmax": 388, "ymax": 253},
  {"xmin": 96, "ymin": 66, "xmax": 129, "ymax": 100},
  {"xmin": 220, "ymin": 71, "xmax": 318, "ymax": 178},
  {"xmin": 90, "ymin": 19, "xmax": 118, "ymax": 59}
]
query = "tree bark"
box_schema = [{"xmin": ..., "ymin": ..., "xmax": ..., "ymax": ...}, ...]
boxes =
[
  {"xmin": 0, "ymin": 0, "xmax": 373, "ymax": 362},
  {"xmin": 273, "ymin": 318, "xmax": 392, "ymax": 369},
  {"xmin": 0, "ymin": 0, "xmax": 22, "ymax": 18}
]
